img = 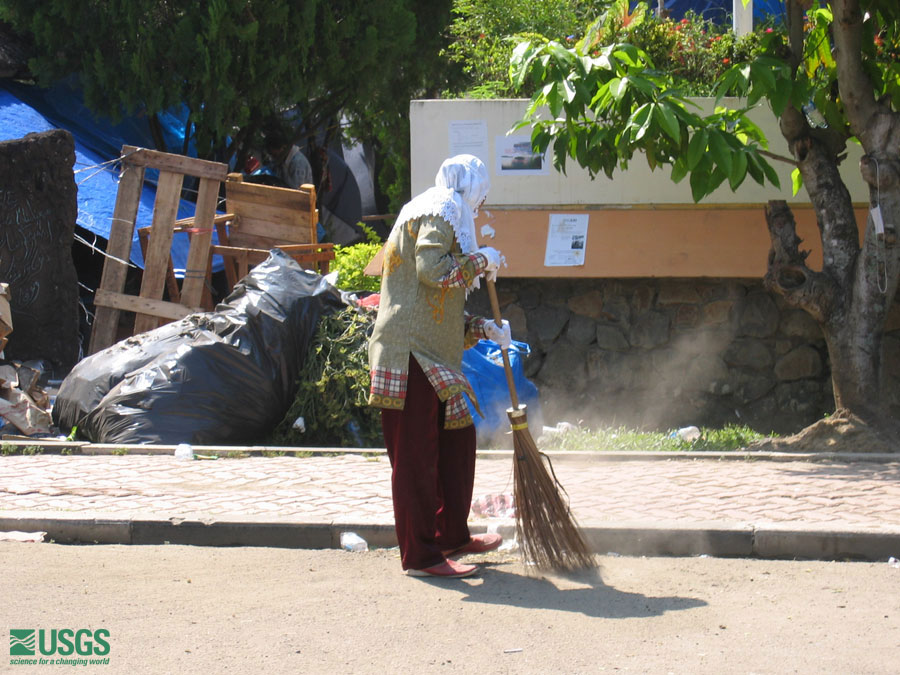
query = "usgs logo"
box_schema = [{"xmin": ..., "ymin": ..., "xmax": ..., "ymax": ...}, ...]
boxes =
[{"xmin": 10, "ymin": 628, "xmax": 110, "ymax": 656}]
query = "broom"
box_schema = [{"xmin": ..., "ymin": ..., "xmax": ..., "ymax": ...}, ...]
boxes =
[{"xmin": 486, "ymin": 279, "xmax": 595, "ymax": 571}]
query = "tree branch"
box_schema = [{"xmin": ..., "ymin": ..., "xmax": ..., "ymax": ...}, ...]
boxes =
[
  {"xmin": 764, "ymin": 199, "xmax": 837, "ymax": 323},
  {"xmin": 758, "ymin": 148, "xmax": 798, "ymax": 166},
  {"xmin": 831, "ymin": 0, "xmax": 880, "ymax": 147}
]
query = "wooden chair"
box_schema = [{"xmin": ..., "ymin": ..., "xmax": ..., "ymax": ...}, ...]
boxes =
[
  {"xmin": 137, "ymin": 173, "xmax": 336, "ymax": 310},
  {"xmin": 210, "ymin": 173, "xmax": 335, "ymax": 292}
]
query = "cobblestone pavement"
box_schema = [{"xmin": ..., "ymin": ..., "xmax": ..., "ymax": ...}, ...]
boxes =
[{"xmin": 1, "ymin": 453, "xmax": 899, "ymax": 534}]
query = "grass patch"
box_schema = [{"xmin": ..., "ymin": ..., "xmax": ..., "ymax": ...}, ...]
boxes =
[
  {"xmin": 1, "ymin": 443, "xmax": 45, "ymax": 455},
  {"xmin": 536, "ymin": 424, "xmax": 771, "ymax": 453}
]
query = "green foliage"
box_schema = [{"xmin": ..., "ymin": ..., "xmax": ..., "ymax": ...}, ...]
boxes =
[
  {"xmin": 626, "ymin": 11, "xmax": 769, "ymax": 96},
  {"xmin": 444, "ymin": 0, "xmax": 613, "ymax": 98},
  {"xmin": 509, "ymin": 2, "xmax": 790, "ymax": 202},
  {"xmin": 330, "ymin": 225, "xmax": 383, "ymax": 294},
  {"xmin": 267, "ymin": 306, "xmax": 381, "ymax": 448},
  {"xmin": 342, "ymin": 1, "xmax": 456, "ymax": 214},
  {"xmin": 0, "ymin": 0, "xmax": 445, "ymax": 185},
  {"xmin": 537, "ymin": 424, "xmax": 770, "ymax": 452},
  {"xmin": 510, "ymin": 2, "xmax": 900, "ymax": 204}
]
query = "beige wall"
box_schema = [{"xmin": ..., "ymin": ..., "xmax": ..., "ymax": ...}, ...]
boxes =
[
  {"xmin": 410, "ymin": 99, "xmax": 870, "ymax": 278},
  {"xmin": 410, "ymin": 98, "xmax": 868, "ymax": 205}
]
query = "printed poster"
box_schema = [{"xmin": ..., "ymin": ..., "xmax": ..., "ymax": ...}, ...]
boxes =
[
  {"xmin": 544, "ymin": 213, "xmax": 588, "ymax": 267},
  {"xmin": 448, "ymin": 120, "xmax": 489, "ymax": 163},
  {"xmin": 495, "ymin": 134, "xmax": 549, "ymax": 175}
]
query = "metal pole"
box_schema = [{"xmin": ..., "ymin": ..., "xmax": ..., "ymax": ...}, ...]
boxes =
[{"xmin": 734, "ymin": 0, "xmax": 754, "ymax": 37}]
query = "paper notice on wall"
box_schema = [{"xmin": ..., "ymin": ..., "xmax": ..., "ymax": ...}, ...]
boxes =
[
  {"xmin": 544, "ymin": 213, "xmax": 588, "ymax": 266},
  {"xmin": 496, "ymin": 134, "xmax": 549, "ymax": 176},
  {"xmin": 448, "ymin": 120, "xmax": 489, "ymax": 163}
]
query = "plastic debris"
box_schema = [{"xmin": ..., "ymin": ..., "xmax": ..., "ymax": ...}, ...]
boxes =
[
  {"xmin": 889, "ymin": 557, "xmax": 899, "ymax": 569},
  {"xmin": 174, "ymin": 443, "xmax": 194, "ymax": 461},
  {"xmin": 542, "ymin": 421, "xmax": 579, "ymax": 436},
  {"xmin": 0, "ymin": 530, "xmax": 45, "ymax": 543},
  {"xmin": 471, "ymin": 493, "xmax": 515, "ymax": 519},
  {"xmin": 676, "ymin": 426, "xmax": 701, "ymax": 442},
  {"xmin": 340, "ymin": 532, "xmax": 368, "ymax": 552}
]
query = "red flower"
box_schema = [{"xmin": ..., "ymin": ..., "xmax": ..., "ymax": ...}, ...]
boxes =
[
  {"xmin": 722, "ymin": 57, "xmax": 731, "ymax": 64},
  {"xmin": 766, "ymin": 28, "xmax": 773, "ymax": 33}
]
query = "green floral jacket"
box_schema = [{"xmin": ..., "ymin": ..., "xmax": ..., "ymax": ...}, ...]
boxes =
[{"xmin": 368, "ymin": 213, "xmax": 491, "ymax": 428}]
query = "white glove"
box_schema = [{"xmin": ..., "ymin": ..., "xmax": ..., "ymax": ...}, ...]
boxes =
[
  {"xmin": 484, "ymin": 319, "xmax": 511, "ymax": 350},
  {"xmin": 478, "ymin": 246, "xmax": 503, "ymax": 282}
]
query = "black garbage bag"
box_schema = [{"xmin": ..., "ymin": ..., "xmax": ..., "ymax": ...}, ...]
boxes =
[{"xmin": 53, "ymin": 249, "xmax": 345, "ymax": 445}]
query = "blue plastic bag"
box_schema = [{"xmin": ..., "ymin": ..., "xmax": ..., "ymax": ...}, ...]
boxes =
[{"xmin": 462, "ymin": 339, "xmax": 542, "ymax": 444}]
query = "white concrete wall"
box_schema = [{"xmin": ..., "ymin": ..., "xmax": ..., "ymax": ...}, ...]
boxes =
[{"xmin": 410, "ymin": 98, "xmax": 868, "ymax": 206}]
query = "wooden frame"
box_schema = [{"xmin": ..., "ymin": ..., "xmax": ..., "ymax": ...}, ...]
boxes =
[
  {"xmin": 90, "ymin": 156, "xmax": 336, "ymax": 355},
  {"xmin": 88, "ymin": 147, "xmax": 228, "ymax": 355}
]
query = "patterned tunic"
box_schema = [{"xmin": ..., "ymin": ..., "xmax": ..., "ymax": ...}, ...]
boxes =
[{"xmin": 368, "ymin": 213, "xmax": 491, "ymax": 429}]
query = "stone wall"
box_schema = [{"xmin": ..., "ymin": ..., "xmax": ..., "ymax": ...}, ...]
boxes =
[
  {"xmin": 0, "ymin": 130, "xmax": 80, "ymax": 373},
  {"xmin": 472, "ymin": 278, "xmax": 900, "ymax": 435}
]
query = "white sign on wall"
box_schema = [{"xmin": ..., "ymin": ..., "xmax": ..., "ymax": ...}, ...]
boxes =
[
  {"xmin": 448, "ymin": 120, "xmax": 489, "ymax": 163},
  {"xmin": 495, "ymin": 134, "xmax": 549, "ymax": 176},
  {"xmin": 544, "ymin": 213, "xmax": 589, "ymax": 266}
]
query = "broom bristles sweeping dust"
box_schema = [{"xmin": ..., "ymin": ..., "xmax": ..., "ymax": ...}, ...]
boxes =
[{"xmin": 487, "ymin": 280, "xmax": 595, "ymax": 571}]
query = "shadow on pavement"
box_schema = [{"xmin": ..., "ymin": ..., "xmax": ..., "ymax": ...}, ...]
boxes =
[{"xmin": 418, "ymin": 563, "xmax": 708, "ymax": 618}]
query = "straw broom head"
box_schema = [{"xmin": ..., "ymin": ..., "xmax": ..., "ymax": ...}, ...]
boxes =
[
  {"xmin": 508, "ymin": 406, "xmax": 595, "ymax": 571},
  {"xmin": 486, "ymin": 278, "xmax": 594, "ymax": 571}
]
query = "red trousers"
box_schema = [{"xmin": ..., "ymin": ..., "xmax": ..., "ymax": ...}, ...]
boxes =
[{"xmin": 381, "ymin": 356, "xmax": 476, "ymax": 570}]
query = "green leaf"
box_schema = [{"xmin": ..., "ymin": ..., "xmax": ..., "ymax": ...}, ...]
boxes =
[
  {"xmin": 708, "ymin": 131, "xmax": 733, "ymax": 176},
  {"xmin": 689, "ymin": 163, "xmax": 712, "ymax": 202},
  {"xmin": 745, "ymin": 153, "xmax": 765, "ymax": 185},
  {"xmin": 607, "ymin": 77, "xmax": 626, "ymax": 101},
  {"xmin": 686, "ymin": 129, "xmax": 707, "ymax": 170},
  {"xmin": 770, "ymin": 76, "xmax": 792, "ymax": 116},
  {"xmin": 670, "ymin": 158, "xmax": 688, "ymax": 184},
  {"xmin": 762, "ymin": 158, "xmax": 782, "ymax": 189},
  {"xmin": 791, "ymin": 167, "xmax": 803, "ymax": 196},
  {"xmin": 627, "ymin": 103, "xmax": 652, "ymax": 140},
  {"xmin": 655, "ymin": 102, "xmax": 681, "ymax": 144},
  {"xmin": 728, "ymin": 150, "xmax": 748, "ymax": 191},
  {"xmin": 749, "ymin": 61, "xmax": 776, "ymax": 95}
]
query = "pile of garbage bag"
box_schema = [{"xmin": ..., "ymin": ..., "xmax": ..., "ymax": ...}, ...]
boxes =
[{"xmin": 52, "ymin": 249, "xmax": 345, "ymax": 445}]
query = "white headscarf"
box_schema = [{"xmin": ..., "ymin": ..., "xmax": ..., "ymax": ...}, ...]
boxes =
[{"xmin": 393, "ymin": 154, "xmax": 490, "ymax": 255}]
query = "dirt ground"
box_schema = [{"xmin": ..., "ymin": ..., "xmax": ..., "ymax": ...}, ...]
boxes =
[
  {"xmin": 1, "ymin": 542, "xmax": 898, "ymax": 674},
  {"xmin": 748, "ymin": 409, "xmax": 899, "ymax": 454}
]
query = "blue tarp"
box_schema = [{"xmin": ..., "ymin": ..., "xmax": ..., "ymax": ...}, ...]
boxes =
[
  {"xmin": 0, "ymin": 83, "xmax": 203, "ymax": 272},
  {"xmin": 463, "ymin": 340, "xmax": 542, "ymax": 442}
]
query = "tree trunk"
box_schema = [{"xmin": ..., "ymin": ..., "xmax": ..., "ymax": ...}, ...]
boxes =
[
  {"xmin": 763, "ymin": 1, "xmax": 900, "ymax": 432},
  {"xmin": 765, "ymin": 188, "xmax": 899, "ymax": 426}
]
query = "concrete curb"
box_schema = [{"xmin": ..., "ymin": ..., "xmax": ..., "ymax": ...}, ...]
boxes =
[
  {"xmin": 2, "ymin": 439, "xmax": 898, "ymax": 463},
  {"xmin": 2, "ymin": 513, "xmax": 898, "ymax": 562}
]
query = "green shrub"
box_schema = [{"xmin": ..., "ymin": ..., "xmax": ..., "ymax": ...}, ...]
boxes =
[
  {"xmin": 443, "ymin": 0, "xmax": 614, "ymax": 98},
  {"xmin": 625, "ymin": 10, "xmax": 770, "ymax": 96},
  {"xmin": 330, "ymin": 224, "xmax": 382, "ymax": 293}
]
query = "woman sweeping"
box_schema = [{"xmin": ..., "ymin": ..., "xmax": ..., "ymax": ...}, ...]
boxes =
[{"xmin": 368, "ymin": 154, "xmax": 510, "ymax": 578}]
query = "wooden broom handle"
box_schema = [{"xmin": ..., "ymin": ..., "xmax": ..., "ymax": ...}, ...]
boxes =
[{"xmin": 486, "ymin": 279, "xmax": 520, "ymax": 410}]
